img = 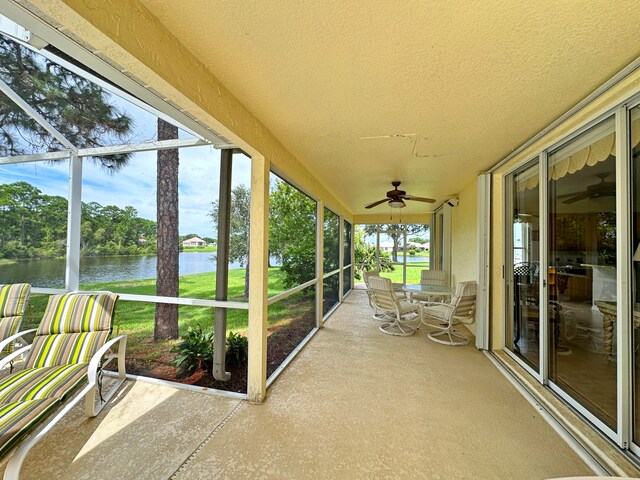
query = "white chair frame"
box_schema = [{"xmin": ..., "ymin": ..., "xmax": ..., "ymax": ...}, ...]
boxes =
[
  {"xmin": 0, "ymin": 317, "xmax": 127, "ymax": 480},
  {"xmin": 422, "ymin": 281, "xmax": 476, "ymax": 346},
  {"xmin": 369, "ymin": 276, "xmax": 422, "ymax": 336}
]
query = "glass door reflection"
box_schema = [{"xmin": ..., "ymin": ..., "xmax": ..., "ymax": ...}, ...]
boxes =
[
  {"xmin": 506, "ymin": 161, "xmax": 541, "ymax": 371},
  {"xmin": 548, "ymin": 116, "xmax": 617, "ymax": 431}
]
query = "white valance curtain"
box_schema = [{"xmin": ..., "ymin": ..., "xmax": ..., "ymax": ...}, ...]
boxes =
[{"xmin": 516, "ymin": 115, "xmax": 640, "ymax": 192}]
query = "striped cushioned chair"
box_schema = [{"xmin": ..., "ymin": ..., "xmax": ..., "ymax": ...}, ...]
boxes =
[
  {"xmin": 421, "ymin": 281, "xmax": 477, "ymax": 346},
  {"xmin": 0, "ymin": 292, "xmax": 127, "ymax": 479},
  {"xmin": 0, "ymin": 284, "xmax": 31, "ymax": 357}
]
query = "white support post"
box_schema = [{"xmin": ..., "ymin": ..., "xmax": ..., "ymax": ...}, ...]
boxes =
[
  {"xmin": 65, "ymin": 154, "xmax": 82, "ymax": 292},
  {"xmin": 316, "ymin": 202, "xmax": 324, "ymax": 327},
  {"xmin": 247, "ymin": 154, "xmax": 270, "ymax": 403},
  {"xmin": 615, "ymin": 105, "xmax": 631, "ymax": 448},
  {"xmin": 338, "ymin": 216, "xmax": 344, "ymax": 302},
  {"xmin": 539, "ymin": 151, "xmax": 550, "ymax": 384},
  {"xmin": 476, "ymin": 173, "xmax": 491, "ymax": 350}
]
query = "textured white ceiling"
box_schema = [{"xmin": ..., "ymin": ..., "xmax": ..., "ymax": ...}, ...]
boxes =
[{"xmin": 138, "ymin": 0, "xmax": 640, "ymax": 215}]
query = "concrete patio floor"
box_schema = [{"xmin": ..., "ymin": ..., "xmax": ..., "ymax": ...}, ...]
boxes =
[{"xmin": 2, "ymin": 289, "xmax": 594, "ymax": 479}]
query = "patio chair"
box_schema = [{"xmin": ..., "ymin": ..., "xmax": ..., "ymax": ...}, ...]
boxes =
[
  {"xmin": 0, "ymin": 291, "xmax": 127, "ymax": 480},
  {"xmin": 422, "ymin": 281, "xmax": 476, "ymax": 346},
  {"xmin": 363, "ymin": 271, "xmax": 404, "ymax": 320},
  {"xmin": 0, "ymin": 284, "xmax": 31, "ymax": 359},
  {"xmin": 410, "ymin": 270, "xmax": 447, "ymax": 302},
  {"xmin": 368, "ymin": 276, "xmax": 422, "ymax": 336}
]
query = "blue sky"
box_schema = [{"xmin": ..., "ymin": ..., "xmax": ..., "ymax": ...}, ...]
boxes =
[{"xmin": 0, "ymin": 91, "xmax": 252, "ymax": 237}]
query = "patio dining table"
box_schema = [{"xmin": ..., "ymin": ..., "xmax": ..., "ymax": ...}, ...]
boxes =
[{"xmin": 402, "ymin": 284, "xmax": 454, "ymax": 298}]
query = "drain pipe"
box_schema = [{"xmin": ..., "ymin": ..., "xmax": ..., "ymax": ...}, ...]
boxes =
[{"xmin": 213, "ymin": 149, "xmax": 232, "ymax": 381}]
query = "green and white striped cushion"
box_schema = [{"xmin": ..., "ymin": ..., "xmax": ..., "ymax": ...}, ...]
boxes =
[
  {"xmin": 0, "ymin": 398, "xmax": 58, "ymax": 458},
  {"xmin": 36, "ymin": 293, "xmax": 117, "ymax": 335},
  {"xmin": 0, "ymin": 284, "xmax": 30, "ymax": 318},
  {"xmin": 25, "ymin": 331, "xmax": 109, "ymax": 369},
  {"xmin": 0, "ymin": 364, "xmax": 88, "ymax": 403},
  {"xmin": 0, "ymin": 316, "xmax": 22, "ymax": 355}
]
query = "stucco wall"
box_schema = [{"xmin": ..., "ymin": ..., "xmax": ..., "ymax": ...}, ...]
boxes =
[
  {"xmin": 488, "ymin": 62, "xmax": 640, "ymax": 353},
  {"xmin": 18, "ymin": 0, "xmax": 352, "ymax": 221},
  {"xmin": 450, "ymin": 179, "xmax": 479, "ymax": 334}
]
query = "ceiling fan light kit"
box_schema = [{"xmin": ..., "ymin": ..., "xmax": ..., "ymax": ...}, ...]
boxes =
[{"xmin": 388, "ymin": 199, "xmax": 405, "ymax": 208}]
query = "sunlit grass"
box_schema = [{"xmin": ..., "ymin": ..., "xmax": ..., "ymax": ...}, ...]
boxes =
[{"xmin": 23, "ymin": 267, "xmax": 297, "ymax": 345}]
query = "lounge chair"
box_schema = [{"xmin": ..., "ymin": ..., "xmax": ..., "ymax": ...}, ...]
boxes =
[
  {"xmin": 0, "ymin": 291, "xmax": 127, "ymax": 480},
  {"xmin": 0, "ymin": 284, "xmax": 31, "ymax": 359}
]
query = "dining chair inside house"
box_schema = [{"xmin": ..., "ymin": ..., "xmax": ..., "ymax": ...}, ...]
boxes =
[
  {"xmin": 422, "ymin": 281, "xmax": 477, "ymax": 346},
  {"xmin": 410, "ymin": 269, "xmax": 447, "ymax": 303},
  {"xmin": 368, "ymin": 276, "xmax": 422, "ymax": 336}
]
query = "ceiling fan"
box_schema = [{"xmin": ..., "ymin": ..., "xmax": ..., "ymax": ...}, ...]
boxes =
[
  {"xmin": 556, "ymin": 173, "xmax": 615, "ymax": 204},
  {"xmin": 365, "ymin": 181, "xmax": 436, "ymax": 209}
]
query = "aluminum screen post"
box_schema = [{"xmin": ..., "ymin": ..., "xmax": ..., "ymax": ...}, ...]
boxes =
[{"xmin": 213, "ymin": 149, "xmax": 232, "ymax": 381}]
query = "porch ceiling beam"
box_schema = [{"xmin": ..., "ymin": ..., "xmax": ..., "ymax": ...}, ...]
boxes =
[{"xmin": 0, "ymin": 77, "xmax": 77, "ymax": 152}]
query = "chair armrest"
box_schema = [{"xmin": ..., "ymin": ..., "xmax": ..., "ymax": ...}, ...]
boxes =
[
  {"xmin": 85, "ymin": 334, "xmax": 127, "ymax": 417},
  {"xmin": 87, "ymin": 335, "xmax": 127, "ymax": 385},
  {"xmin": 0, "ymin": 344, "xmax": 33, "ymax": 372},
  {"xmin": 0, "ymin": 328, "xmax": 36, "ymax": 357},
  {"xmin": 422, "ymin": 301, "xmax": 454, "ymax": 309}
]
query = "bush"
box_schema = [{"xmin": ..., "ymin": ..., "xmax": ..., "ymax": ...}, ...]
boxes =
[
  {"xmin": 170, "ymin": 325, "xmax": 213, "ymax": 376},
  {"xmin": 171, "ymin": 327, "xmax": 249, "ymax": 376},
  {"xmin": 225, "ymin": 331, "xmax": 248, "ymax": 368}
]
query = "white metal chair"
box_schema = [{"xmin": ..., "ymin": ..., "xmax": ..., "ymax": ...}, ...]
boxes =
[
  {"xmin": 410, "ymin": 269, "xmax": 447, "ymax": 302},
  {"xmin": 422, "ymin": 281, "xmax": 476, "ymax": 346},
  {"xmin": 363, "ymin": 271, "xmax": 404, "ymax": 320},
  {"xmin": 368, "ymin": 276, "xmax": 422, "ymax": 336}
]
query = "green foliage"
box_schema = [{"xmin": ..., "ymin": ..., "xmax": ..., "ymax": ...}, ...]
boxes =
[
  {"xmin": 362, "ymin": 224, "xmax": 428, "ymax": 262},
  {"xmin": 269, "ymin": 178, "xmax": 317, "ymax": 288},
  {"xmin": 225, "ymin": 331, "xmax": 248, "ymax": 368},
  {"xmin": 353, "ymin": 226, "xmax": 393, "ymax": 279},
  {"xmin": 0, "ymin": 35, "xmax": 132, "ymax": 168},
  {"xmin": 170, "ymin": 325, "xmax": 213, "ymax": 376},
  {"xmin": 0, "ymin": 183, "xmax": 157, "ymax": 259},
  {"xmin": 409, "ymin": 236, "xmax": 428, "ymax": 244},
  {"xmin": 170, "ymin": 326, "xmax": 249, "ymax": 376}
]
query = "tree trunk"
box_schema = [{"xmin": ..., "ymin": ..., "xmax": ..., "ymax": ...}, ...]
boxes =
[
  {"xmin": 154, "ymin": 119, "xmax": 180, "ymax": 341},
  {"xmin": 391, "ymin": 232, "xmax": 399, "ymax": 263}
]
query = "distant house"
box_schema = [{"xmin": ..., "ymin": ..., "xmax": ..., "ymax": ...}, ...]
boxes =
[
  {"xmin": 138, "ymin": 237, "xmax": 147, "ymax": 245},
  {"xmin": 183, "ymin": 236, "xmax": 206, "ymax": 247}
]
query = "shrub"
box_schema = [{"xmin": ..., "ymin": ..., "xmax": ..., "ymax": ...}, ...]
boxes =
[
  {"xmin": 225, "ymin": 331, "xmax": 248, "ymax": 368},
  {"xmin": 171, "ymin": 328, "xmax": 249, "ymax": 376},
  {"xmin": 170, "ymin": 325, "xmax": 213, "ymax": 376}
]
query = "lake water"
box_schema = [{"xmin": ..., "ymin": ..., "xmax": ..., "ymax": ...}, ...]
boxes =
[
  {"xmin": 0, "ymin": 252, "xmax": 255, "ymax": 288},
  {"xmin": 0, "ymin": 253, "xmax": 428, "ymax": 288}
]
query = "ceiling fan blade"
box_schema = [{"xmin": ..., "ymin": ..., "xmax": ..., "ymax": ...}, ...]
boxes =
[
  {"xmin": 365, "ymin": 198, "xmax": 390, "ymax": 209},
  {"xmin": 557, "ymin": 191, "xmax": 583, "ymax": 199},
  {"xmin": 402, "ymin": 195, "xmax": 436, "ymax": 203},
  {"xmin": 562, "ymin": 192, "xmax": 591, "ymax": 204}
]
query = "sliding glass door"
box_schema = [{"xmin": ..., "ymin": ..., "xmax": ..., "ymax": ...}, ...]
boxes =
[
  {"xmin": 547, "ymin": 116, "xmax": 618, "ymax": 432},
  {"xmin": 506, "ymin": 161, "xmax": 541, "ymax": 372}
]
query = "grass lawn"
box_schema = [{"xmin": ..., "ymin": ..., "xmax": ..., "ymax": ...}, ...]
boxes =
[
  {"xmin": 22, "ymin": 268, "xmax": 316, "ymax": 387},
  {"xmin": 356, "ymin": 263, "xmax": 429, "ymax": 284},
  {"xmin": 181, "ymin": 246, "xmax": 217, "ymax": 252}
]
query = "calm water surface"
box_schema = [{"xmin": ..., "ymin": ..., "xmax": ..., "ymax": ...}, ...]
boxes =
[{"xmin": 0, "ymin": 252, "xmax": 252, "ymax": 288}]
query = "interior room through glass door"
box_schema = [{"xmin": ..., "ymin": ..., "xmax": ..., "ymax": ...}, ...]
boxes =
[{"xmin": 506, "ymin": 160, "xmax": 541, "ymax": 371}]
